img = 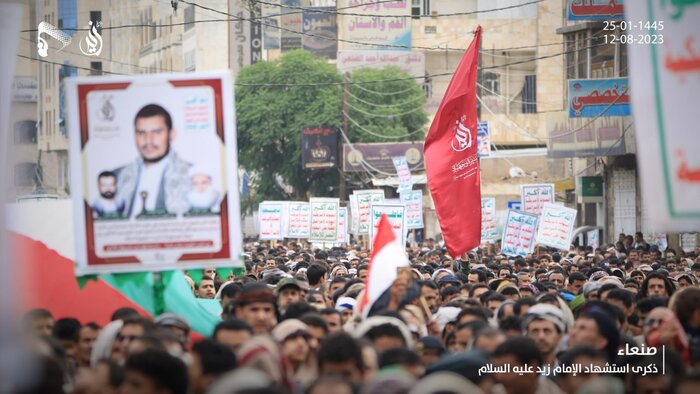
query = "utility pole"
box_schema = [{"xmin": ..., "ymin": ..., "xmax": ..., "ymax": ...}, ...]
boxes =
[{"xmin": 339, "ymin": 72, "xmax": 350, "ymax": 201}]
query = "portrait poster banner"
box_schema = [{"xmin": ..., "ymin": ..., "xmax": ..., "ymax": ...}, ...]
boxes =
[
  {"xmin": 259, "ymin": 202, "xmax": 284, "ymax": 240},
  {"xmin": 535, "ymin": 204, "xmax": 578, "ymax": 251},
  {"xmin": 501, "ymin": 210, "xmax": 539, "ymax": 257},
  {"xmin": 286, "ymin": 202, "xmax": 311, "ymax": 238},
  {"xmin": 627, "ymin": 2, "xmax": 700, "ymax": 231},
  {"xmin": 521, "ymin": 184, "xmax": 555, "ymax": 216},
  {"xmin": 309, "ymin": 197, "xmax": 339, "ymax": 242},
  {"xmin": 654, "ymin": 233, "xmax": 668, "ymax": 252},
  {"xmin": 66, "ymin": 71, "xmax": 243, "ymax": 275},
  {"xmin": 392, "ymin": 156, "xmax": 413, "ymax": 192},
  {"xmin": 354, "ymin": 189, "xmax": 385, "ymax": 234},
  {"xmin": 369, "ymin": 203, "xmax": 407, "ymax": 249},
  {"xmin": 349, "ymin": 194, "xmax": 359, "ymax": 234},
  {"xmin": 481, "ymin": 197, "xmax": 498, "ymax": 243},
  {"xmin": 337, "ymin": 207, "xmax": 349, "ymax": 244},
  {"xmin": 587, "ymin": 229, "xmax": 599, "ymax": 249},
  {"xmin": 302, "ymin": 6, "xmax": 337, "ymax": 59},
  {"xmin": 302, "ymin": 126, "xmax": 338, "ymax": 169},
  {"xmin": 399, "ymin": 190, "xmax": 423, "ymax": 229}
]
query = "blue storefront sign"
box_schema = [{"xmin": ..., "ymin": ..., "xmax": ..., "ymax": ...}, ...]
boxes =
[{"xmin": 568, "ymin": 78, "xmax": 631, "ymax": 118}]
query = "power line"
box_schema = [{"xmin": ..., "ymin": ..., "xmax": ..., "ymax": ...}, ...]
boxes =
[
  {"xmin": 19, "ymin": 37, "xmax": 610, "ymax": 89},
  {"xmin": 236, "ymin": 40, "xmax": 610, "ymax": 87},
  {"xmin": 344, "ymin": 111, "xmax": 425, "ymax": 140},
  {"xmin": 347, "ymin": 87, "xmax": 424, "ymax": 107},
  {"xmin": 17, "ymin": 36, "xmax": 171, "ymax": 74},
  {"xmin": 179, "ymin": 0, "xmax": 437, "ymax": 51},
  {"xmin": 17, "ymin": 54, "xmax": 126, "ymax": 75},
  {"xmin": 477, "ymin": 85, "xmax": 630, "ymax": 143},
  {"xmin": 350, "ymin": 81, "xmax": 419, "ymax": 96},
  {"xmin": 337, "ymin": 0, "xmax": 408, "ymax": 10},
  {"xmin": 253, "ymin": 0, "xmax": 543, "ymax": 18},
  {"xmin": 348, "ymin": 101, "xmax": 425, "ymax": 117},
  {"xmin": 572, "ymin": 122, "xmax": 633, "ymax": 178},
  {"xmin": 22, "ymin": 15, "xmax": 578, "ymax": 54}
]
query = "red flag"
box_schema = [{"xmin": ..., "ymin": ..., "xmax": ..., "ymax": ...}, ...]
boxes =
[
  {"xmin": 357, "ymin": 214, "xmax": 409, "ymax": 315},
  {"xmin": 424, "ymin": 26, "xmax": 482, "ymax": 258}
]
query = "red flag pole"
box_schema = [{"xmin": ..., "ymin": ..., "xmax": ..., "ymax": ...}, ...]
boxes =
[{"xmin": 424, "ymin": 26, "xmax": 483, "ymax": 258}]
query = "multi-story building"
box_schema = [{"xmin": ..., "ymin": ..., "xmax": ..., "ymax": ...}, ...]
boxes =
[
  {"xmin": 32, "ymin": 0, "xmax": 111, "ymax": 198},
  {"xmin": 553, "ymin": 2, "xmax": 696, "ymax": 250},
  {"xmin": 411, "ymin": 0, "xmax": 569, "ymax": 237},
  {"xmin": 7, "ymin": 2, "xmax": 40, "ymax": 201},
  {"xmin": 16, "ymin": 0, "xmax": 242, "ymax": 202}
]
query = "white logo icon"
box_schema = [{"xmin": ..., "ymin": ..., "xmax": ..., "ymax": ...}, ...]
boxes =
[
  {"xmin": 451, "ymin": 115, "xmax": 473, "ymax": 152},
  {"xmin": 79, "ymin": 21, "xmax": 103, "ymax": 57},
  {"xmin": 37, "ymin": 21, "xmax": 72, "ymax": 57},
  {"xmin": 96, "ymin": 95, "xmax": 115, "ymax": 122}
]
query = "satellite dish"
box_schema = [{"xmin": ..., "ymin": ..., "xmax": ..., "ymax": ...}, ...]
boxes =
[{"xmin": 509, "ymin": 166, "xmax": 526, "ymax": 178}]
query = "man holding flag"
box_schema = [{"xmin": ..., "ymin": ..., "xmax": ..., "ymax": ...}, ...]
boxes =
[
  {"xmin": 357, "ymin": 214, "xmax": 410, "ymax": 316},
  {"xmin": 424, "ymin": 26, "xmax": 483, "ymax": 259}
]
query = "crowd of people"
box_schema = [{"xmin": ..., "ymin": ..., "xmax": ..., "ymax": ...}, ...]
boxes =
[{"xmin": 18, "ymin": 232, "xmax": 700, "ymax": 394}]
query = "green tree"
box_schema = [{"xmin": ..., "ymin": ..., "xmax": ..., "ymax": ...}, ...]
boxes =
[
  {"xmin": 347, "ymin": 67, "xmax": 428, "ymax": 143},
  {"xmin": 236, "ymin": 50, "xmax": 343, "ymax": 201}
]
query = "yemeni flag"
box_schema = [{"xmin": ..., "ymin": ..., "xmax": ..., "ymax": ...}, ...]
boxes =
[
  {"xmin": 358, "ymin": 214, "xmax": 409, "ymax": 315},
  {"xmin": 424, "ymin": 26, "xmax": 482, "ymax": 258}
]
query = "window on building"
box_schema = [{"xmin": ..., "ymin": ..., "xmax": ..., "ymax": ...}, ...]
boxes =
[
  {"xmin": 57, "ymin": 155, "xmax": 66, "ymax": 189},
  {"xmin": 619, "ymin": 42, "xmax": 628, "ymax": 77},
  {"xmin": 90, "ymin": 11, "xmax": 102, "ymax": 33},
  {"xmin": 185, "ymin": 50, "xmax": 196, "ymax": 72},
  {"xmin": 565, "ymin": 34, "xmax": 577, "ymax": 80},
  {"xmin": 482, "ymin": 71, "xmax": 500, "ymax": 95},
  {"xmin": 90, "ymin": 61, "xmax": 102, "ymax": 76},
  {"xmin": 480, "ymin": 50, "xmax": 535, "ymax": 114},
  {"xmin": 57, "ymin": 0, "xmax": 77, "ymax": 36},
  {"xmin": 185, "ymin": 5, "xmax": 195, "ymax": 31},
  {"xmin": 577, "ymin": 31, "xmax": 588, "ymax": 78},
  {"xmin": 14, "ymin": 121, "xmax": 37, "ymax": 144},
  {"xmin": 411, "ymin": 0, "xmax": 430, "ymax": 18},
  {"xmin": 564, "ymin": 28, "xmax": 628, "ymax": 79},
  {"xmin": 14, "ymin": 163, "xmax": 39, "ymax": 187},
  {"xmin": 412, "ymin": 0, "xmax": 421, "ymax": 18},
  {"xmin": 522, "ymin": 75, "xmax": 537, "ymax": 113},
  {"xmin": 59, "ymin": 63, "xmax": 76, "ymax": 135},
  {"xmin": 590, "ymin": 34, "xmax": 615, "ymax": 78},
  {"xmin": 422, "ymin": 73, "xmax": 432, "ymax": 98},
  {"xmin": 29, "ymin": 4, "xmax": 36, "ymax": 55}
]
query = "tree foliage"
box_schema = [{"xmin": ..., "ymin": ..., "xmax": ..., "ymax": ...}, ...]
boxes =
[
  {"xmin": 347, "ymin": 67, "xmax": 428, "ymax": 143},
  {"xmin": 236, "ymin": 52, "xmax": 429, "ymax": 202},
  {"xmin": 236, "ymin": 51, "xmax": 343, "ymax": 201}
]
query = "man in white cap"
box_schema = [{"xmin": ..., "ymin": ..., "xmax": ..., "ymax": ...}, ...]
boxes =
[
  {"xmin": 523, "ymin": 304, "xmax": 566, "ymax": 367},
  {"xmin": 272, "ymin": 319, "xmax": 316, "ymax": 387},
  {"xmin": 335, "ymin": 297, "xmax": 356, "ymax": 325}
]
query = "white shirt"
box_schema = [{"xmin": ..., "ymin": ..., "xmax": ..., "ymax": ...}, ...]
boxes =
[
  {"xmin": 93, "ymin": 196, "xmax": 120, "ymax": 214},
  {"xmin": 130, "ymin": 159, "xmax": 168, "ymax": 218}
]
